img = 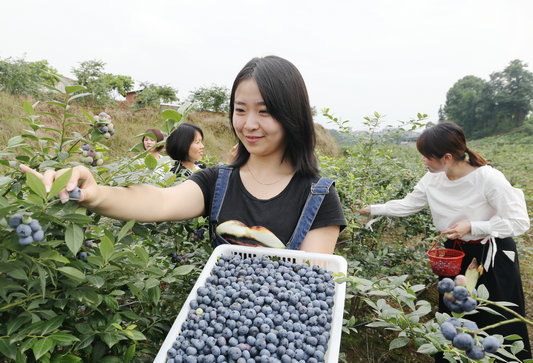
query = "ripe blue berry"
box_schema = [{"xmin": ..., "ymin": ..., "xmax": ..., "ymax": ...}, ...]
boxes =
[
  {"xmin": 440, "ymin": 322, "xmax": 457, "ymax": 340},
  {"xmin": 16, "ymin": 224, "xmax": 32, "ymax": 238},
  {"xmin": 9, "ymin": 214, "xmax": 23, "ymax": 228},
  {"xmin": 452, "ymin": 333, "xmax": 474, "ymax": 351},
  {"xmin": 32, "ymin": 230, "xmax": 44, "ymax": 242},
  {"xmin": 29, "ymin": 220, "xmax": 41, "ymax": 232},
  {"xmin": 452, "ymin": 286, "xmax": 469, "ymax": 301},
  {"xmin": 19, "ymin": 236, "xmax": 34, "ymax": 246},
  {"xmin": 69, "ymin": 187, "xmax": 82, "ymax": 200},
  {"xmin": 482, "ymin": 335, "xmax": 500, "ymax": 353},
  {"xmin": 78, "ymin": 252, "xmax": 88, "ymax": 260},
  {"xmin": 466, "ymin": 344, "xmax": 485, "ymax": 360},
  {"xmin": 461, "ymin": 296, "xmax": 477, "ymax": 312}
]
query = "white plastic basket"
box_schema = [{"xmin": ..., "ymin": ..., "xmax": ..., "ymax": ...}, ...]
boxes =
[{"xmin": 154, "ymin": 244, "xmax": 347, "ymax": 363}]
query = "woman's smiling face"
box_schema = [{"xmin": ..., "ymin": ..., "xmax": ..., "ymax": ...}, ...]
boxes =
[{"xmin": 232, "ymin": 78, "xmax": 285, "ymax": 158}]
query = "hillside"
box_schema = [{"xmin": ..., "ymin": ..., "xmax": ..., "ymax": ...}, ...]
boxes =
[{"xmin": 0, "ymin": 92, "xmax": 341, "ymax": 163}]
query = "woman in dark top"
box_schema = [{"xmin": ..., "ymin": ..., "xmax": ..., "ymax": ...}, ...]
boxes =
[
  {"xmin": 22, "ymin": 56, "xmax": 346, "ymax": 254},
  {"xmin": 166, "ymin": 122, "xmax": 206, "ymax": 177}
]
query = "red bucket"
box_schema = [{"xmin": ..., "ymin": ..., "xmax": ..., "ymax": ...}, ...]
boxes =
[{"xmin": 426, "ymin": 232, "xmax": 465, "ymax": 277}]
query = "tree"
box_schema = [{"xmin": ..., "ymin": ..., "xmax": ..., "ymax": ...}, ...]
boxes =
[
  {"xmin": 438, "ymin": 105, "xmax": 446, "ymax": 122},
  {"xmin": 0, "ymin": 57, "xmax": 59, "ymax": 96},
  {"xmin": 444, "ymin": 75, "xmax": 486, "ymax": 137},
  {"xmin": 488, "ymin": 59, "xmax": 533, "ymax": 129},
  {"xmin": 134, "ymin": 82, "xmax": 178, "ymax": 109},
  {"xmin": 187, "ymin": 85, "xmax": 230, "ymax": 113},
  {"xmin": 71, "ymin": 60, "xmax": 133, "ymax": 105}
]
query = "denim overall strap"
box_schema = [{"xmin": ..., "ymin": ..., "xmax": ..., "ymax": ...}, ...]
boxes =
[
  {"xmin": 286, "ymin": 177, "xmax": 334, "ymax": 250},
  {"xmin": 210, "ymin": 166, "xmax": 232, "ymax": 247}
]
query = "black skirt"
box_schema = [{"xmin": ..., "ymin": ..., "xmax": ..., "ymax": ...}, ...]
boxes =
[{"xmin": 435, "ymin": 237, "xmax": 531, "ymax": 361}]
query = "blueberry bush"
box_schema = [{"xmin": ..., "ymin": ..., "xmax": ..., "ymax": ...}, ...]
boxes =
[{"xmin": 0, "ymin": 85, "xmax": 211, "ymax": 362}]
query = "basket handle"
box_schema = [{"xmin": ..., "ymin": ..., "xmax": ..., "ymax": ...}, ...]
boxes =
[
  {"xmin": 428, "ymin": 232, "xmax": 465, "ymax": 253},
  {"xmin": 428, "ymin": 232, "xmax": 445, "ymax": 252}
]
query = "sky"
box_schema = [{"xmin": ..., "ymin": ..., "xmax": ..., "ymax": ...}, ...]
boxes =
[{"xmin": 1, "ymin": 0, "xmax": 533, "ymax": 131}]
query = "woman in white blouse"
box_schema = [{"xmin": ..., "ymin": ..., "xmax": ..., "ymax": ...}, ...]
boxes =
[{"xmin": 360, "ymin": 122, "xmax": 531, "ymax": 360}]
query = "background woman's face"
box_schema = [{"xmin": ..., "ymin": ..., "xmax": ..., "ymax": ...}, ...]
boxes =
[
  {"xmin": 187, "ymin": 131, "xmax": 204, "ymax": 161},
  {"xmin": 144, "ymin": 136, "xmax": 156, "ymax": 151}
]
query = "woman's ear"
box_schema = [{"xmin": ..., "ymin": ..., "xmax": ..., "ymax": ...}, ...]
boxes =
[{"xmin": 442, "ymin": 153, "xmax": 454, "ymax": 162}]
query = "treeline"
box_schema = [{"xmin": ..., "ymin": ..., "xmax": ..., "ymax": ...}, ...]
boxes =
[
  {"xmin": 442, "ymin": 59, "xmax": 533, "ymax": 139},
  {"xmin": 0, "ymin": 57, "xmax": 229, "ymax": 112}
]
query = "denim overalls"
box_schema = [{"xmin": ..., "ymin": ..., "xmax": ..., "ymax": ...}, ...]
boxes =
[{"xmin": 209, "ymin": 166, "xmax": 333, "ymax": 250}]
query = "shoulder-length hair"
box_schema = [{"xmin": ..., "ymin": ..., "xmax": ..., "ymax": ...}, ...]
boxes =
[
  {"xmin": 165, "ymin": 122, "xmax": 204, "ymax": 162},
  {"xmin": 416, "ymin": 122, "xmax": 488, "ymax": 167},
  {"xmin": 229, "ymin": 56, "xmax": 319, "ymax": 177},
  {"xmin": 142, "ymin": 128, "xmax": 164, "ymax": 152}
]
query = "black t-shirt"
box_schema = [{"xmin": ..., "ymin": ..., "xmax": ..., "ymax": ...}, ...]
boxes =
[{"xmin": 189, "ymin": 166, "xmax": 346, "ymax": 246}]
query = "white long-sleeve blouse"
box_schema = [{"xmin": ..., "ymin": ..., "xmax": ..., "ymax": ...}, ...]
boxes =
[{"xmin": 370, "ymin": 165, "xmax": 530, "ymax": 240}]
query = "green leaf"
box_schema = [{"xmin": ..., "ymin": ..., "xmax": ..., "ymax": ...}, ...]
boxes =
[
  {"xmin": 42, "ymin": 315, "xmax": 64, "ymax": 335},
  {"xmin": 144, "ymin": 154, "xmax": 157, "ymax": 169},
  {"xmin": 389, "ymin": 337, "xmax": 410, "ymax": 349},
  {"xmin": 147, "ymin": 286, "xmax": 161, "ymax": 304},
  {"xmin": 124, "ymin": 344, "xmax": 135, "ymax": 363},
  {"xmin": 100, "ymin": 236, "xmax": 114, "ymax": 262},
  {"xmin": 0, "ymin": 176, "xmax": 12, "ymax": 187},
  {"xmin": 417, "ymin": 343, "xmax": 438, "ymax": 354},
  {"xmin": 25, "ymin": 172, "xmax": 47, "ymax": 200},
  {"xmin": 65, "ymin": 85, "xmax": 86, "ymax": 94},
  {"xmin": 57, "ymin": 267, "xmax": 86, "ymax": 282},
  {"xmin": 120, "ymin": 329, "xmax": 146, "ymax": 341},
  {"xmin": 68, "ymin": 92, "xmax": 92, "ymax": 103},
  {"xmin": 174, "ymin": 264, "xmax": 194, "ymax": 275},
  {"xmin": 32, "ymin": 338, "xmax": 54, "ymax": 360},
  {"xmin": 51, "ymin": 353, "xmax": 82, "ymax": 363},
  {"xmin": 7, "ymin": 136, "xmax": 25, "ymax": 148},
  {"xmin": 50, "ymin": 333, "xmax": 80, "ymax": 345},
  {"xmin": 87, "ymin": 275, "xmax": 105, "ymax": 288},
  {"xmin": 103, "ymin": 296, "xmax": 119, "ymax": 311},
  {"xmin": 117, "ymin": 220, "xmax": 135, "ymax": 243},
  {"xmin": 48, "ymin": 169, "xmax": 72, "ymax": 200},
  {"xmin": 23, "ymin": 101, "xmax": 34, "ymax": 116},
  {"xmin": 100, "ymin": 332, "xmax": 119, "ymax": 348},
  {"xmin": 36, "ymin": 265, "xmax": 47, "ymax": 298},
  {"xmin": 65, "ymin": 223, "xmax": 84, "ymax": 256},
  {"xmin": 0, "ymin": 339, "xmax": 17, "ymax": 359},
  {"xmin": 7, "ymin": 316, "xmax": 31, "ymax": 335},
  {"xmin": 161, "ymin": 109, "xmax": 182, "ymax": 122}
]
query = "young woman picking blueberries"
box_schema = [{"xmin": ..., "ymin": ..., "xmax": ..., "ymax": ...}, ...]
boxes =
[
  {"xmin": 22, "ymin": 55, "xmax": 346, "ymax": 255},
  {"xmin": 359, "ymin": 122, "xmax": 531, "ymax": 360},
  {"xmin": 166, "ymin": 122, "xmax": 206, "ymax": 177}
]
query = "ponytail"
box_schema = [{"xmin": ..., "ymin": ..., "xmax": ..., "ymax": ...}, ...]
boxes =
[{"xmin": 465, "ymin": 148, "xmax": 490, "ymax": 167}]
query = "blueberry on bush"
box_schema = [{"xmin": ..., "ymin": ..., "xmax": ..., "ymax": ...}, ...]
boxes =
[
  {"xmin": 452, "ymin": 286, "xmax": 469, "ymax": 301},
  {"xmin": 466, "ymin": 344, "xmax": 485, "ymax": 360},
  {"xmin": 437, "ymin": 278, "xmax": 455, "ymax": 294},
  {"xmin": 9, "ymin": 213, "xmax": 23, "ymax": 228},
  {"xmin": 482, "ymin": 335, "xmax": 500, "ymax": 353},
  {"xmin": 69, "ymin": 187, "xmax": 82, "ymax": 200},
  {"xmin": 78, "ymin": 252, "xmax": 89, "ymax": 260},
  {"xmin": 440, "ymin": 322, "xmax": 457, "ymax": 340},
  {"xmin": 452, "ymin": 333, "xmax": 474, "ymax": 351}
]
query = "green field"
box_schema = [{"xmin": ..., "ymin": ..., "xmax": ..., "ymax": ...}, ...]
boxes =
[{"xmin": 1, "ymin": 90, "xmax": 532, "ymax": 362}]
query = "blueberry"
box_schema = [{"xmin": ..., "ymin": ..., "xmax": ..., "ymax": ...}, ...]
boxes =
[
  {"xmin": 452, "ymin": 286, "xmax": 469, "ymax": 301},
  {"xmin": 29, "ymin": 220, "xmax": 41, "ymax": 232},
  {"xmin": 461, "ymin": 296, "xmax": 477, "ymax": 312},
  {"xmin": 78, "ymin": 252, "xmax": 88, "ymax": 260},
  {"xmin": 69, "ymin": 187, "xmax": 82, "ymax": 200},
  {"xmin": 462, "ymin": 320, "xmax": 478, "ymax": 334},
  {"xmin": 482, "ymin": 335, "xmax": 500, "ymax": 353},
  {"xmin": 466, "ymin": 344, "xmax": 485, "ymax": 360},
  {"xmin": 32, "ymin": 230, "xmax": 44, "ymax": 242},
  {"xmin": 438, "ymin": 278, "xmax": 455, "ymax": 294},
  {"xmin": 440, "ymin": 322, "xmax": 457, "ymax": 340},
  {"xmin": 19, "ymin": 236, "xmax": 34, "ymax": 246},
  {"xmin": 452, "ymin": 333, "xmax": 474, "ymax": 351},
  {"xmin": 16, "ymin": 224, "xmax": 32, "ymax": 238},
  {"xmin": 9, "ymin": 214, "xmax": 23, "ymax": 228}
]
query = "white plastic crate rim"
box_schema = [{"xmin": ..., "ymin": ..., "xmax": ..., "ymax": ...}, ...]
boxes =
[{"xmin": 154, "ymin": 244, "xmax": 347, "ymax": 363}]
